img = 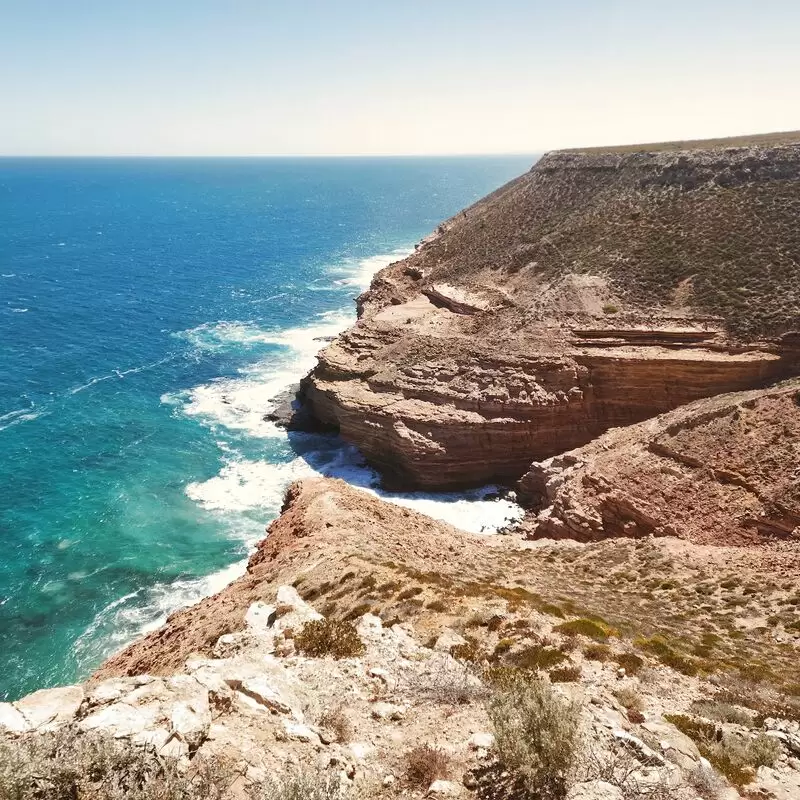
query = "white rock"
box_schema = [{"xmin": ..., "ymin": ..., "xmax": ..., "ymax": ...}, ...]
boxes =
[
  {"xmin": 282, "ymin": 720, "xmax": 321, "ymax": 745},
  {"xmin": 356, "ymin": 614, "xmax": 383, "ymax": 638},
  {"xmin": 245, "ymin": 601, "xmax": 276, "ymax": 633},
  {"xmin": 371, "ymin": 702, "xmax": 405, "ymax": 721},
  {"xmin": 434, "ymin": 629, "xmax": 466, "ymax": 652},
  {"xmin": 14, "ymin": 685, "xmax": 84, "ymax": 730},
  {"xmin": 368, "ymin": 667, "xmax": 391, "ymax": 685},
  {"xmin": 349, "ymin": 742, "xmax": 375, "ymax": 761},
  {"xmin": 131, "ymin": 727, "xmax": 172, "ymax": 750},
  {"xmin": 79, "ymin": 702, "xmax": 161, "ymax": 738},
  {"xmin": 233, "ymin": 677, "xmax": 292, "ymax": 715},
  {"xmin": 613, "ymin": 730, "xmax": 666, "ymax": 765},
  {"xmin": 87, "ymin": 679, "xmax": 132, "ymax": 705},
  {"xmin": 428, "ymin": 779, "xmax": 459, "ymax": 796},
  {"xmin": 159, "ymin": 735, "xmax": 190, "ymax": 761},
  {"xmin": 0, "ymin": 702, "xmax": 31, "ymax": 733},
  {"xmin": 171, "ymin": 700, "xmax": 210, "ymax": 749},
  {"xmin": 567, "ymin": 780, "xmax": 625, "ymax": 800},
  {"xmin": 467, "ymin": 732, "xmax": 495, "ymax": 751}
]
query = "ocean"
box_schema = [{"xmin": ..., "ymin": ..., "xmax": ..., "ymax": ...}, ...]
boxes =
[{"xmin": 0, "ymin": 155, "xmax": 532, "ymax": 701}]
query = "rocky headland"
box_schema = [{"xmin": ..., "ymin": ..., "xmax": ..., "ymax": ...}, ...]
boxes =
[
  {"xmin": 2, "ymin": 132, "xmax": 800, "ymax": 800},
  {"xmin": 300, "ymin": 133, "xmax": 800, "ymax": 490}
]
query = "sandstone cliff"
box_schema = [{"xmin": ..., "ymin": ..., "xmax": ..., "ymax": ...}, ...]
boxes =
[
  {"xmin": 301, "ymin": 134, "xmax": 800, "ymax": 489},
  {"xmin": 518, "ymin": 379, "xmax": 800, "ymax": 546}
]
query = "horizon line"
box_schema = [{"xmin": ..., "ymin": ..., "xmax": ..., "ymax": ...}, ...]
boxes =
[{"xmin": 0, "ymin": 151, "xmax": 540, "ymax": 159}]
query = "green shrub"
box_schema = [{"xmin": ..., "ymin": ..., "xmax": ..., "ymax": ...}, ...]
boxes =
[
  {"xmin": 510, "ymin": 644, "xmax": 567, "ymax": 671},
  {"xmin": 583, "ymin": 643, "xmax": 611, "ymax": 662},
  {"xmin": 554, "ymin": 618, "xmax": 617, "ymax": 641},
  {"xmin": 613, "ymin": 652, "xmax": 645, "ymax": 675},
  {"xmin": 252, "ymin": 766, "xmax": 349, "ymax": 800},
  {"xmin": 295, "ymin": 619, "xmax": 365, "ymax": 659},
  {"xmin": 549, "ymin": 665, "xmax": 581, "ymax": 683},
  {"xmin": 488, "ymin": 675, "xmax": 580, "ymax": 799},
  {"xmin": 664, "ymin": 714, "xmax": 780, "ymax": 787}
]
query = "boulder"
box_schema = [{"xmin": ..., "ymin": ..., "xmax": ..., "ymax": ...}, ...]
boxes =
[
  {"xmin": 0, "ymin": 702, "xmax": 31, "ymax": 733},
  {"xmin": 14, "ymin": 685, "xmax": 84, "ymax": 731}
]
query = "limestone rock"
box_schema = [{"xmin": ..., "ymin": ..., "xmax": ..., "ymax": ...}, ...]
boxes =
[
  {"xmin": 467, "ymin": 732, "xmax": 495, "ymax": 751},
  {"xmin": 0, "ymin": 702, "xmax": 31, "ymax": 734},
  {"xmin": 567, "ymin": 781, "xmax": 625, "ymax": 800},
  {"xmin": 428, "ymin": 779, "xmax": 459, "ymax": 796},
  {"xmin": 434, "ymin": 629, "xmax": 467, "ymax": 652},
  {"xmin": 370, "ymin": 702, "xmax": 405, "ymax": 721},
  {"xmin": 14, "ymin": 685, "xmax": 84, "ymax": 731}
]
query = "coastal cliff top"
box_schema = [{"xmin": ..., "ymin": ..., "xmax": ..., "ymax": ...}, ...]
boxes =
[{"xmin": 360, "ymin": 131, "xmax": 800, "ymax": 340}]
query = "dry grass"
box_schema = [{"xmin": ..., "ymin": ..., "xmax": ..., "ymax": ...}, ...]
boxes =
[
  {"xmin": 0, "ymin": 729, "xmax": 228, "ymax": 800},
  {"xmin": 318, "ymin": 706, "xmax": 353, "ymax": 743},
  {"xmin": 403, "ymin": 745, "xmax": 450, "ymax": 789}
]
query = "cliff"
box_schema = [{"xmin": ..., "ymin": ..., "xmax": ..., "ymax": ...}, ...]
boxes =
[
  {"xmin": 301, "ymin": 134, "xmax": 800, "ymax": 489},
  {"xmin": 518, "ymin": 379, "xmax": 800, "ymax": 546}
]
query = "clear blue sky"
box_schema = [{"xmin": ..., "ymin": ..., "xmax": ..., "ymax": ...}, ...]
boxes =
[{"xmin": 2, "ymin": 0, "xmax": 799, "ymax": 155}]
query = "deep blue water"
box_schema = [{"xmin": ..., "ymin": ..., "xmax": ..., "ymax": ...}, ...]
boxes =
[{"xmin": 0, "ymin": 156, "xmax": 532, "ymax": 700}]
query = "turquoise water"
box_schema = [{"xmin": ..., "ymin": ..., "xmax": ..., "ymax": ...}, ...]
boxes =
[{"xmin": 0, "ymin": 156, "xmax": 532, "ymax": 700}]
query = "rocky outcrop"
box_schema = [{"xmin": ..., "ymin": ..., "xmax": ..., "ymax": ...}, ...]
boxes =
[
  {"xmin": 300, "ymin": 135, "xmax": 800, "ymax": 490},
  {"xmin": 5, "ymin": 477, "xmax": 800, "ymax": 799},
  {"xmin": 517, "ymin": 379, "xmax": 800, "ymax": 546}
]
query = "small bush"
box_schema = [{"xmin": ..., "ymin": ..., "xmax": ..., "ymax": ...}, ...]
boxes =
[
  {"xmin": 251, "ymin": 767, "xmax": 348, "ymax": 800},
  {"xmin": 614, "ymin": 687, "xmax": 644, "ymax": 713},
  {"xmin": 665, "ymin": 714, "xmax": 780, "ymax": 787},
  {"xmin": 404, "ymin": 745, "xmax": 450, "ymax": 788},
  {"xmin": 318, "ymin": 706, "xmax": 353, "ymax": 743},
  {"xmin": 549, "ymin": 665, "xmax": 581, "ymax": 683},
  {"xmin": 613, "ymin": 652, "xmax": 645, "ymax": 676},
  {"xmin": 509, "ymin": 644, "xmax": 568, "ymax": 671},
  {"xmin": 602, "ymin": 303, "xmax": 619, "ymax": 314},
  {"xmin": 397, "ymin": 586, "xmax": 423, "ymax": 601},
  {"xmin": 583, "ymin": 643, "xmax": 611, "ymax": 662},
  {"xmin": 493, "ymin": 638, "xmax": 516, "ymax": 657},
  {"xmin": 690, "ymin": 700, "xmax": 755, "ymax": 727},
  {"xmin": 489, "ymin": 676, "xmax": 581, "ymax": 799},
  {"xmin": 486, "ymin": 614, "xmax": 505, "ymax": 632},
  {"xmin": 634, "ymin": 635, "xmax": 699, "ymax": 675},
  {"xmin": 295, "ymin": 619, "xmax": 365, "ymax": 659},
  {"xmin": 451, "ymin": 637, "xmax": 484, "ymax": 663},
  {"xmin": 0, "ymin": 729, "xmax": 227, "ymax": 800},
  {"xmin": 554, "ymin": 618, "xmax": 617, "ymax": 641},
  {"xmin": 425, "ymin": 598, "xmax": 449, "ymax": 612}
]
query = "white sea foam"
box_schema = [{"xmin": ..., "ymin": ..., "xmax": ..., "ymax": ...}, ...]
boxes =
[
  {"xmin": 0, "ymin": 409, "xmax": 41, "ymax": 432},
  {"xmin": 326, "ymin": 247, "xmax": 414, "ymax": 289},
  {"xmin": 10, "ymin": 308, "xmax": 28, "ymax": 313},
  {"xmin": 70, "ymin": 356, "xmax": 175, "ymax": 395},
  {"xmin": 187, "ymin": 444, "xmax": 522, "ymax": 535}
]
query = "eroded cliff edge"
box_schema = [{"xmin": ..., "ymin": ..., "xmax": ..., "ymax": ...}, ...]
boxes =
[{"xmin": 300, "ymin": 134, "xmax": 800, "ymax": 489}]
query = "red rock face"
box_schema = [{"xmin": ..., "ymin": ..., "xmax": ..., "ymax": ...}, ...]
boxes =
[
  {"xmin": 518, "ymin": 380, "xmax": 800, "ymax": 546},
  {"xmin": 301, "ymin": 142, "xmax": 800, "ymax": 490}
]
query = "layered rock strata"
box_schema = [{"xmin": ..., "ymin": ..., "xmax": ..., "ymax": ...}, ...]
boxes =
[
  {"xmin": 300, "ymin": 136, "xmax": 800, "ymax": 489},
  {"xmin": 518, "ymin": 379, "xmax": 800, "ymax": 546}
]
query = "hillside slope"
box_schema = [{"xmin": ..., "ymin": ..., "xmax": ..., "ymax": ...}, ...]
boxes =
[{"xmin": 301, "ymin": 136, "xmax": 800, "ymax": 489}]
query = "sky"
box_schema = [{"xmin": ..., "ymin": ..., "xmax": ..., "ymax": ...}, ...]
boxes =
[{"xmin": 1, "ymin": 0, "xmax": 799, "ymax": 156}]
